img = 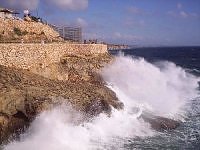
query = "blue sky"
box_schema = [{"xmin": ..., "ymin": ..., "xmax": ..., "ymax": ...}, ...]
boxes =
[{"xmin": 1, "ymin": 0, "xmax": 200, "ymax": 46}]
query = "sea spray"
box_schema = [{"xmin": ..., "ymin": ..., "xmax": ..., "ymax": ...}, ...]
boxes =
[
  {"xmin": 4, "ymin": 105, "xmax": 153, "ymax": 150},
  {"xmin": 102, "ymin": 55, "xmax": 199, "ymax": 119},
  {"xmin": 4, "ymin": 55, "xmax": 199, "ymax": 150}
]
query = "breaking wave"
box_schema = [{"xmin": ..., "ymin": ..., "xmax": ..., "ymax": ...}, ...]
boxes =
[
  {"xmin": 102, "ymin": 55, "xmax": 199, "ymax": 119},
  {"xmin": 4, "ymin": 55, "xmax": 199, "ymax": 150}
]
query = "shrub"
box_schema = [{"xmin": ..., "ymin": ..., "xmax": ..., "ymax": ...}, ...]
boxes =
[
  {"xmin": 0, "ymin": 34, "xmax": 3, "ymax": 41},
  {"xmin": 40, "ymin": 31, "xmax": 45, "ymax": 35},
  {"xmin": 13, "ymin": 27, "xmax": 22, "ymax": 36},
  {"xmin": 13, "ymin": 27, "xmax": 28, "ymax": 36},
  {"xmin": 23, "ymin": 30, "xmax": 28, "ymax": 35}
]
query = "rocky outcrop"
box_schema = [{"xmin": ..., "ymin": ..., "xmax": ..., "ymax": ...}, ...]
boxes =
[
  {"xmin": 0, "ymin": 18, "xmax": 62, "ymax": 43},
  {"xmin": 141, "ymin": 114, "xmax": 180, "ymax": 131},
  {"xmin": 0, "ymin": 39, "xmax": 181, "ymax": 144},
  {"xmin": 0, "ymin": 53, "xmax": 122, "ymax": 143}
]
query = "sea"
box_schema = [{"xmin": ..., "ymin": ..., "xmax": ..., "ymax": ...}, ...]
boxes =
[{"xmin": 3, "ymin": 46, "xmax": 200, "ymax": 150}]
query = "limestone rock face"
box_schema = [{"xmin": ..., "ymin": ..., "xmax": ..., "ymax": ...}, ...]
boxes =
[
  {"xmin": 31, "ymin": 53, "xmax": 112, "ymax": 82},
  {"xmin": 0, "ymin": 18, "xmax": 62, "ymax": 43},
  {"xmin": 0, "ymin": 53, "xmax": 121, "ymax": 143}
]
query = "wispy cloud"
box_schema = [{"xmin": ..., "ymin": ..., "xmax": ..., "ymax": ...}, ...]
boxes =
[
  {"xmin": 177, "ymin": 3, "xmax": 182, "ymax": 9},
  {"xmin": 127, "ymin": 5, "xmax": 152, "ymax": 16},
  {"xmin": 50, "ymin": 17, "xmax": 88, "ymax": 28},
  {"xmin": 45, "ymin": 0, "xmax": 88, "ymax": 11},
  {"xmin": 127, "ymin": 6, "xmax": 143, "ymax": 15},
  {"xmin": 179, "ymin": 11, "xmax": 188, "ymax": 18},
  {"xmin": 125, "ymin": 18, "xmax": 145, "ymax": 28},
  {"xmin": 0, "ymin": 0, "xmax": 88, "ymax": 11},
  {"xmin": 0, "ymin": 0, "xmax": 39, "ymax": 10},
  {"xmin": 113, "ymin": 32, "xmax": 143, "ymax": 41},
  {"xmin": 75, "ymin": 18, "xmax": 88, "ymax": 28},
  {"xmin": 167, "ymin": 2, "xmax": 199, "ymax": 19},
  {"xmin": 167, "ymin": 10, "xmax": 199, "ymax": 19}
]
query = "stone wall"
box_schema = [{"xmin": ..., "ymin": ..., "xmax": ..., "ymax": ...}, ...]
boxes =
[{"xmin": 0, "ymin": 43, "xmax": 108, "ymax": 71}]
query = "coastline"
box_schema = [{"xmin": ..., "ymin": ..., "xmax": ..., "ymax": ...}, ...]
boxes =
[
  {"xmin": 0, "ymin": 42, "xmax": 124, "ymax": 143},
  {"xmin": 0, "ymin": 19, "xmax": 183, "ymax": 146},
  {"xmin": 0, "ymin": 17, "xmax": 124, "ymax": 143}
]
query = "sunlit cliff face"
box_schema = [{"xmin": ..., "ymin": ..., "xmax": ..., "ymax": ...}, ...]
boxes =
[{"xmin": 4, "ymin": 55, "xmax": 199, "ymax": 150}]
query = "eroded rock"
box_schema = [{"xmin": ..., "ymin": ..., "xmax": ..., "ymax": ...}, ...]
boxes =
[
  {"xmin": 141, "ymin": 114, "xmax": 180, "ymax": 131},
  {"xmin": 0, "ymin": 18, "xmax": 62, "ymax": 43},
  {"xmin": 0, "ymin": 53, "xmax": 121, "ymax": 144}
]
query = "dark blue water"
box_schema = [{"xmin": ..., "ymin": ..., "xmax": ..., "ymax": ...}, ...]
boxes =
[
  {"xmin": 110, "ymin": 47, "xmax": 200, "ymax": 76},
  {"xmin": 109, "ymin": 47, "xmax": 200, "ymax": 150}
]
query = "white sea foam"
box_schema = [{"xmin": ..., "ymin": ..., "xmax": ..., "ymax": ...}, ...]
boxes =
[
  {"xmin": 4, "ymin": 106, "xmax": 153, "ymax": 150},
  {"xmin": 4, "ymin": 55, "xmax": 199, "ymax": 150},
  {"xmin": 102, "ymin": 55, "xmax": 199, "ymax": 119}
]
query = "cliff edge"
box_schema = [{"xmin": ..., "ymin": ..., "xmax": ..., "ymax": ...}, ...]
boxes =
[
  {"xmin": 0, "ymin": 18, "xmax": 62, "ymax": 43},
  {"xmin": 0, "ymin": 52, "xmax": 123, "ymax": 143}
]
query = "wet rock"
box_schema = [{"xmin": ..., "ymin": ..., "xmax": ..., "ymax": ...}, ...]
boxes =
[
  {"xmin": 0, "ymin": 111, "xmax": 29, "ymax": 143},
  {"xmin": 85, "ymin": 99, "xmax": 111, "ymax": 116},
  {"xmin": 0, "ymin": 53, "xmax": 121, "ymax": 143},
  {"xmin": 141, "ymin": 114, "xmax": 180, "ymax": 131}
]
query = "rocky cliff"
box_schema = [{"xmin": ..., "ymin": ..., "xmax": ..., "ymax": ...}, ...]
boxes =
[
  {"xmin": 0, "ymin": 53, "xmax": 123, "ymax": 143},
  {"xmin": 0, "ymin": 19, "xmax": 180, "ymax": 145},
  {"xmin": 0, "ymin": 19, "xmax": 115, "ymax": 143},
  {"xmin": 0, "ymin": 18, "xmax": 62, "ymax": 43}
]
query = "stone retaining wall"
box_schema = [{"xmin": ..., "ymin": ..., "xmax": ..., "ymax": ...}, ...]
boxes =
[{"xmin": 0, "ymin": 43, "xmax": 108, "ymax": 70}]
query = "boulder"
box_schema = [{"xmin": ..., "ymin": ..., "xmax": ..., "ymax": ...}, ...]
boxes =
[
  {"xmin": 85, "ymin": 99, "xmax": 111, "ymax": 116},
  {"xmin": 141, "ymin": 114, "xmax": 180, "ymax": 131}
]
